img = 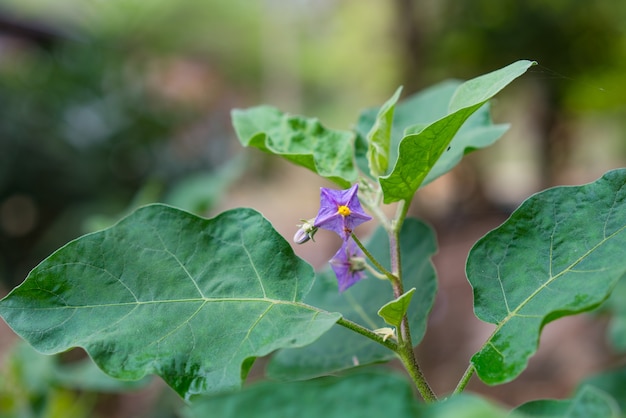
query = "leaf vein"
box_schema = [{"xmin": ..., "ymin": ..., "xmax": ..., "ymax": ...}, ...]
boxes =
[
  {"xmin": 164, "ymin": 248, "xmax": 205, "ymax": 298},
  {"xmin": 231, "ymin": 304, "xmax": 274, "ymax": 361},
  {"xmin": 7, "ymin": 297, "xmax": 322, "ymax": 310},
  {"xmin": 151, "ymin": 225, "xmax": 206, "ymax": 299},
  {"xmin": 241, "ymin": 238, "xmax": 267, "ymax": 298},
  {"xmin": 500, "ymin": 221, "xmax": 626, "ymax": 326},
  {"xmin": 147, "ymin": 300, "xmax": 208, "ymax": 349}
]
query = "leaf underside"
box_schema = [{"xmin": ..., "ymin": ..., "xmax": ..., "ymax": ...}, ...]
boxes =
[
  {"xmin": 0, "ymin": 205, "xmax": 340, "ymax": 399},
  {"xmin": 231, "ymin": 105, "xmax": 357, "ymax": 187},
  {"xmin": 467, "ymin": 169, "xmax": 626, "ymax": 385}
]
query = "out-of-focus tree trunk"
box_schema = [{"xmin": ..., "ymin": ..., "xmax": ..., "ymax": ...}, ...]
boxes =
[{"xmin": 392, "ymin": 0, "xmax": 423, "ymax": 92}]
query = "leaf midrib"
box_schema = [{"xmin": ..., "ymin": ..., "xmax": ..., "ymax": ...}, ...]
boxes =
[
  {"xmin": 493, "ymin": 221, "xmax": 626, "ymax": 331},
  {"xmin": 1, "ymin": 297, "xmax": 326, "ymax": 311}
]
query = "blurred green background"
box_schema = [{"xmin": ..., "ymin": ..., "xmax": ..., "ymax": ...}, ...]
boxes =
[{"xmin": 1, "ymin": 1, "xmax": 626, "ymax": 416}]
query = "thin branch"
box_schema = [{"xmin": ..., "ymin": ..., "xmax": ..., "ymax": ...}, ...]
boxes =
[
  {"xmin": 336, "ymin": 317, "xmax": 398, "ymax": 352},
  {"xmin": 351, "ymin": 233, "xmax": 398, "ymax": 284},
  {"xmin": 453, "ymin": 364, "xmax": 475, "ymax": 394}
]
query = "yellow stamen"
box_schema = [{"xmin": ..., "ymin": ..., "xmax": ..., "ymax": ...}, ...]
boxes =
[{"xmin": 338, "ymin": 205, "xmax": 351, "ymax": 216}]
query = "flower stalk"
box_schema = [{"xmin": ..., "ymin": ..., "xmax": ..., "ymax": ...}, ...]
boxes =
[{"xmin": 350, "ymin": 233, "xmax": 397, "ymax": 283}]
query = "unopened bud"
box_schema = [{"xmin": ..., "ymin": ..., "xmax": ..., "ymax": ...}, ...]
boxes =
[{"xmin": 293, "ymin": 219, "xmax": 318, "ymax": 244}]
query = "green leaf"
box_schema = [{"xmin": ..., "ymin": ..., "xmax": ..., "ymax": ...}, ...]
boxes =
[
  {"xmin": 378, "ymin": 288, "xmax": 416, "ymax": 328},
  {"xmin": 448, "ymin": 60, "xmax": 536, "ymax": 114},
  {"xmin": 1, "ymin": 342, "xmax": 151, "ymax": 402},
  {"xmin": 467, "ymin": 169, "xmax": 626, "ymax": 385},
  {"xmin": 231, "ymin": 105, "xmax": 357, "ymax": 187},
  {"xmin": 418, "ymin": 393, "xmax": 515, "ymax": 418},
  {"xmin": 0, "ymin": 204, "xmax": 340, "ymax": 399},
  {"xmin": 514, "ymin": 385, "xmax": 621, "ymax": 418},
  {"xmin": 186, "ymin": 370, "xmax": 419, "ymax": 418},
  {"xmin": 379, "ymin": 103, "xmax": 483, "ymax": 203},
  {"xmin": 379, "ymin": 60, "xmax": 535, "ymax": 203},
  {"xmin": 356, "ymin": 82, "xmax": 510, "ymax": 187},
  {"xmin": 355, "ymin": 80, "xmax": 459, "ymax": 176},
  {"xmin": 581, "ymin": 366, "xmax": 626, "ymax": 413},
  {"xmin": 422, "ymin": 102, "xmax": 509, "ymax": 185},
  {"xmin": 267, "ymin": 218, "xmax": 437, "ymax": 380},
  {"xmin": 599, "ymin": 276, "xmax": 626, "ymax": 352},
  {"xmin": 366, "ymin": 86, "xmax": 402, "ymax": 177}
]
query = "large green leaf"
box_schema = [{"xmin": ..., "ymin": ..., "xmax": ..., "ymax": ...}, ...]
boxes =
[
  {"xmin": 267, "ymin": 218, "xmax": 437, "ymax": 380},
  {"xmin": 379, "ymin": 60, "xmax": 535, "ymax": 203},
  {"xmin": 467, "ymin": 169, "xmax": 626, "ymax": 385},
  {"xmin": 186, "ymin": 370, "xmax": 420, "ymax": 418},
  {"xmin": 0, "ymin": 205, "xmax": 340, "ymax": 399},
  {"xmin": 231, "ymin": 105, "xmax": 357, "ymax": 187},
  {"xmin": 514, "ymin": 385, "xmax": 621, "ymax": 418}
]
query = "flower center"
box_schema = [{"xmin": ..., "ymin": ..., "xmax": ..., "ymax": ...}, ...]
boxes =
[
  {"xmin": 349, "ymin": 256, "xmax": 367, "ymax": 272},
  {"xmin": 337, "ymin": 205, "xmax": 351, "ymax": 216}
]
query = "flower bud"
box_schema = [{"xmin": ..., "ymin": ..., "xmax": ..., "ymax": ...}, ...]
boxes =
[{"xmin": 293, "ymin": 219, "xmax": 318, "ymax": 244}]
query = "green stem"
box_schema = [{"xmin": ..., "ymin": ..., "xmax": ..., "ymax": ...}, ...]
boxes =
[
  {"xmin": 351, "ymin": 233, "xmax": 397, "ymax": 283},
  {"xmin": 386, "ymin": 198, "xmax": 437, "ymax": 402},
  {"xmin": 355, "ymin": 190, "xmax": 436, "ymax": 402},
  {"xmin": 336, "ymin": 317, "xmax": 398, "ymax": 352},
  {"xmin": 365, "ymin": 200, "xmax": 391, "ymax": 231},
  {"xmin": 453, "ymin": 364, "xmax": 475, "ymax": 394},
  {"xmin": 339, "ymin": 311, "xmax": 436, "ymax": 402},
  {"xmin": 397, "ymin": 325, "xmax": 437, "ymax": 403},
  {"xmin": 358, "ymin": 180, "xmax": 390, "ymax": 230},
  {"xmin": 389, "ymin": 199, "xmax": 409, "ymax": 295},
  {"xmin": 392, "ymin": 198, "xmax": 410, "ymax": 233}
]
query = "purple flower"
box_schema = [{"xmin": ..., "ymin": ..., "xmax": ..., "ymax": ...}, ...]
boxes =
[
  {"xmin": 330, "ymin": 238, "xmax": 367, "ymax": 292},
  {"xmin": 313, "ymin": 184, "xmax": 372, "ymax": 240}
]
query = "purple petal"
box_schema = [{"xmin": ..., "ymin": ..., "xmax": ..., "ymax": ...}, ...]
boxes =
[
  {"xmin": 329, "ymin": 238, "xmax": 366, "ymax": 292},
  {"xmin": 313, "ymin": 184, "xmax": 371, "ymax": 240}
]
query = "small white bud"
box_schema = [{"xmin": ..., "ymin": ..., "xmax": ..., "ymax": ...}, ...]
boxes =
[
  {"xmin": 293, "ymin": 219, "xmax": 317, "ymax": 244},
  {"xmin": 373, "ymin": 327, "xmax": 397, "ymax": 342}
]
